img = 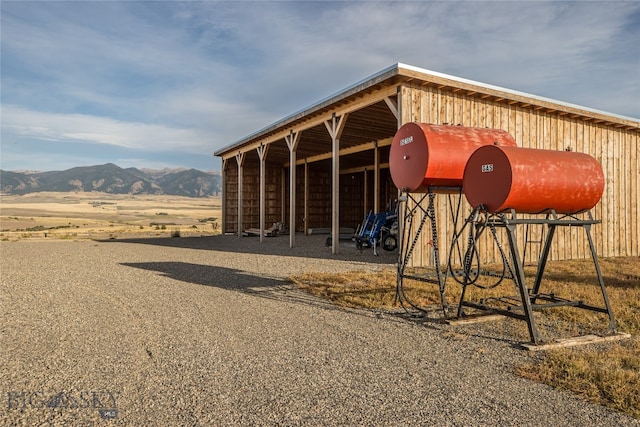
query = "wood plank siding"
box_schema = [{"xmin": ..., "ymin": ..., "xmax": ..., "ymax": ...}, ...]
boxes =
[
  {"xmin": 215, "ymin": 64, "xmax": 639, "ymax": 265},
  {"xmin": 400, "ymin": 82, "xmax": 639, "ymax": 265}
]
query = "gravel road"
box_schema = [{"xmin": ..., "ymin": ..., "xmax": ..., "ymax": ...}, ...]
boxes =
[{"xmin": 1, "ymin": 235, "xmax": 637, "ymax": 426}]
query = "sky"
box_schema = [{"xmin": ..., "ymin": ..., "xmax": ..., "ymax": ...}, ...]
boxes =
[{"xmin": 1, "ymin": 1, "xmax": 639, "ymax": 173}]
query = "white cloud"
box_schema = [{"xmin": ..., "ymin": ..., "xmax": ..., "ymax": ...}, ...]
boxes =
[
  {"xmin": 1, "ymin": 1, "xmax": 638, "ymax": 172},
  {"xmin": 182, "ymin": 1, "xmax": 639, "ymax": 118},
  {"xmin": 2, "ymin": 105, "xmax": 209, "ymax": 153}
]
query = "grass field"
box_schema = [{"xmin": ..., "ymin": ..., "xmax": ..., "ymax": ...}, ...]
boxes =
[
  {"xmin": 0, "ymin": 192, "xmax": 221, "ymax": 241},
  {"xmin": 291, "ymin": 257, "xmax": 640, "ymax": 418}
]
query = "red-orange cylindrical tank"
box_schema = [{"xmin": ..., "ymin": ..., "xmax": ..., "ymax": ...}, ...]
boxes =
[
  {"xmin": 389, "ymin": 123, "xmax": 517, "ymax": 192},
  {"xmin": 462, "ymin": 145, "xmax": 605, "ymax": 214}
]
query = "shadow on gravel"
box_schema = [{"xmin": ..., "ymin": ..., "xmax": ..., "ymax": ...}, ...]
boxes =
[
  {"xmin": 121, "ymin": 261, "xmax": 374, "ymax": 315},
  {"xmin": 121, "ymin": 261, "xmax": 280, "ymax": 290},
  {"xmin": 120, "ymin": 261, "xmax": 448, "ymax": 331},
  {"xmin": 101, "ymin": 234, "xmax": 398, "ymax": 265},
  {"xmin": 121, "ymin": 261, "xmax": 523, "ymax": 347}
]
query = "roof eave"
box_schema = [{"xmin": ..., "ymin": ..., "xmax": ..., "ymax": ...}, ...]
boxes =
[
  {"xmin": 214, "ymin": 63, "xmax": 640, "ymax": 157},
  {"xmin": 214, "ymin": 63, "xmax": 404, "ymax": 157}
]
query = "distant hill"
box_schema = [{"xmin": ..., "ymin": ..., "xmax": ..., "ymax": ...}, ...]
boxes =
[
  {"xmin": 0, "ymin": 163, "xmax": 221, "ymax": 197},
  {"xmin": 156, "ymin": 169, "xmax": 221, "ymax": 197}
]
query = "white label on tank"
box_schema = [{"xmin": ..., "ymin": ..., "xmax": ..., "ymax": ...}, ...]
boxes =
[
  {"xmin": 399, "ymin": 136, "xmax": 413, "ymax": 146},
  {"xmin": 481, "ymin": 164, "xmax": 494, "ymax": 172}
]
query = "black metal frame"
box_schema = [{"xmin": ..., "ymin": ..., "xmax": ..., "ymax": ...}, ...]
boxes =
[
  {"xmin": 456, "ymin": 209, "xmax": 617, "ymax": 345},
  {"xmin": 396, "ymin": 187, "xmax": 464, "ymax": 317}
]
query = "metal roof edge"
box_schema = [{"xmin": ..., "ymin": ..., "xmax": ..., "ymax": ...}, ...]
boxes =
[
  {"xmin": 214, "ymin": 64, "xmax": 403, "ymax": 156},
  {"xmin": 397, "ymin": 63, "xmax": 640, "ymax": 124},
  {"xmin": 215, "ymin": 63, "xmax": 639, "ymax": 157}
]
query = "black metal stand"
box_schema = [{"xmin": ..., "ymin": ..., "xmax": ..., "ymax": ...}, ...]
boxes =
[
  {"xmin": 396, "ymin": 187, "xmax": 464, "ymax": 317},
  {"xmin": 457, "ymin": 209, "xmax": 617, "ymax": 345}
]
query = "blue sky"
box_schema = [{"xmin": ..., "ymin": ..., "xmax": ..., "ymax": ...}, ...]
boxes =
[{"xmin": 1, "ymin": 1, "xmax": 639, "ymax": 172}]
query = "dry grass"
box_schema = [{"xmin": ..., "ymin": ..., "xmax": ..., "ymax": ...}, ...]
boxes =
[
  {"xmin": 516, "ymin": 257, "xmax": 640, "ymax": 418},
  {"xmin": 293, "ymin": 269, "xmax": 401, "ymax": 309},
  {"xmin": 290, "ymin": 256, "xmax": 640, "ymax": 418},
  {"xmin": 516, "ymin": 340, "xmax": 640, "ymax": 418},
  {"xmin": 0, "ymin": 192, "xmax": 222, "ymax": 240}
]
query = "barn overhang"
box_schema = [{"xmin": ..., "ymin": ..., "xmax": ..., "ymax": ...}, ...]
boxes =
[
  {"xmin": 215, "ymin": 63, "xmax": 638, "ymax": 164},
  {"xmin": 214, "ymin": 63, "xmax": 639, "ymax": 256}
]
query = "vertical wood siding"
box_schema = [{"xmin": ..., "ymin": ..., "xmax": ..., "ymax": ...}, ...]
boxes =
[
  {"xmin": 223, "ymin": 160, "xmax": 284, "ymax": 233},
  {"xmin": 401, "ymin": 83, "xmax": 639, "ymax": 267},
  {"xmin": 221, "ymin": 80, "xmax": 637, "ymax": 264},
  {"xmin": 223, "ymin": 161, "xmax": 238, "ymax": 234}
]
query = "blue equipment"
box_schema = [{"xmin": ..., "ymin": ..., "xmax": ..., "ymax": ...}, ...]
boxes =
[{"xmin": 355, "ymin": 210, "xmax": 398, "ymax": 255}]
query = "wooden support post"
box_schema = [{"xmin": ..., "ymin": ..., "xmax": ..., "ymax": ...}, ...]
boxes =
[
  {"xmin": 373, "ymin": 140, "xmax": 380, "ymax": 213},
  {"xmin": 304, "ymin": 158, "xmax": 309, "ymax": 236},
  {"xmin": 396, "ymin": 85, "xmax": 406, "ymax": 260},
  {"xmin": 235, "ymin": 152, "xmax": 246, "ymax": 238},
  {"xmin": 363, "ymin": 168, "xmax": 369, "ymax": 218},
  {"xmin": 221, "ymin": 158, "xmax": 227, "ymax": 233},
  {"xmin": 257, "ymin": 143, "xmax": 269, "ymax": 242},
  {"xmin": 384, "ymin": 96, "xmax": 399, "ymax": 121},
  {"xmin": 281, "ymin": 168, "xmax": 286, "ymax": 224},
  {"xmin": 325, "ymin": 113, "xmax": 348, "ymax": 254},
  {"xmin": 286, "ymin": 130, "xmax": 301, "ymax": 248}
]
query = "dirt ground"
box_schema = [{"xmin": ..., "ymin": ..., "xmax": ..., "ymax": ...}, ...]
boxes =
[
  {"xmin": 2, "ymin": 235, "xmax": 638, "ymax": 426},
  {"xmin": 0, "ymin": 192, "xmax": 221, "ymax": 241},
  {"xmin": 1, "ymin": 193, "xmax": 638, "ymax": 426}
]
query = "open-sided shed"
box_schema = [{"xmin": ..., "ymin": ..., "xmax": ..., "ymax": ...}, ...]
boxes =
[{"xmin": 214, "ymin": 63, "xmax": 639, "ymax": 262}]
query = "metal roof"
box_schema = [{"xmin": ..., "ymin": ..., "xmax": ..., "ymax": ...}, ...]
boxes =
[{"xmin": 214, "ymin": 63, "xmax": 639, "ymax": 158}]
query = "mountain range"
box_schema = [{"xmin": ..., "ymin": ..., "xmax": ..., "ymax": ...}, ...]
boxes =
[{"xmin": 0, "ymin": 163, "xmax": 221, "ymax": 197}]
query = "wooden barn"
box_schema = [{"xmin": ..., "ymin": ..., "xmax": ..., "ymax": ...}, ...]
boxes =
[{"xmin": 214, "ymin": 63, "xmax": 639, "ymax": 265}]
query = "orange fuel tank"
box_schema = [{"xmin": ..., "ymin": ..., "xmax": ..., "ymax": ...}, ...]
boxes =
[
  {"xmin": 389, "ymin": 123, "xmax": 517, "ymax": 192},
  {"xmin": 462, "ymin": 145, "xmax": 605, "ymax": 214}
]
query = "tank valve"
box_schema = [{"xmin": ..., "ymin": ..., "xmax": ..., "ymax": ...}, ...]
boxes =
[{"xmin": 403, "ymin": 155, "xmax": 409, "ymax": 160}]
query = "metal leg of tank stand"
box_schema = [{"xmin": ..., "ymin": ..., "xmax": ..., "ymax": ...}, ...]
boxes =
[
  {"xmin": 531, "ymin": 223, "xmax": 556, "ymax": 298},
  {"xmin": 584, "ymin": 220, "xmax": 617, "ymax": 332},
  {"xmin": 456, "ymin": 209, "xmax": 480, "ymax": 318},
  {"xmin": 395, "ymin": 194, "xmax": 412, "ymax": 305},
  {"xmin": 456, "ymin": 264, "xmax": 472, "ymax": 318},
  {"xmin": 425, "ymin": 191, "xmax": 448, "ymax": 317},
  {"xmin": 396, "ymin": 190, "xmax": 450, "ymax": 317},
  {"xmin": 396, "ymin": 193, "xmax": 423, "ymax": 284},
  {"xmin": 455, "ymin": 210, "xmax": 616, "ymax": 345},
  {"xmin": 396, "ymin": 192, "xmax": 426, "ymax": 305},
  {"xmin": 505, "ymin": 221, "xmax": 542, "ymax": 345}
]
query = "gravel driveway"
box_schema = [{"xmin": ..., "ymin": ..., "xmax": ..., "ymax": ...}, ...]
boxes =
[{"xmin": 1, "ymin": 235, "xmax": 637, "ymax": 426}]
